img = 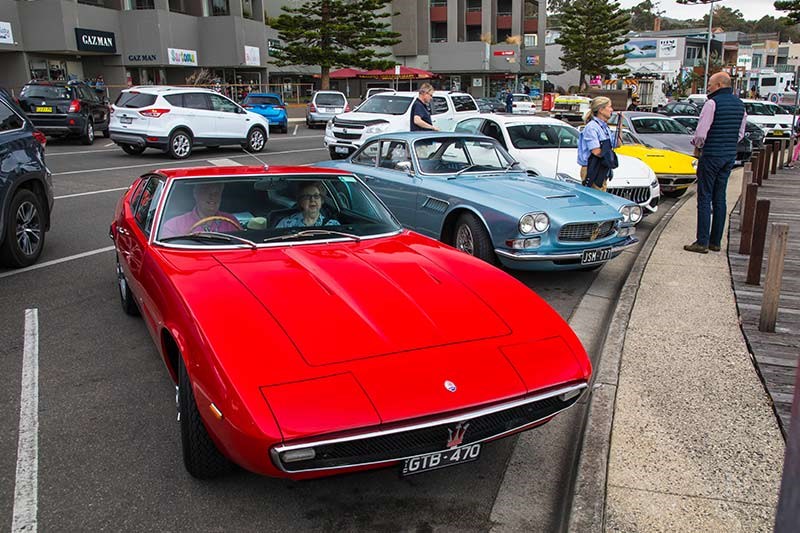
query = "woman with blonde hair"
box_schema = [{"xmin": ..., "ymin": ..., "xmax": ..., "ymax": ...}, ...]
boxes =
[{"xmin": 577, "ymin": 96, "xmax": 621, "ymax": 190}]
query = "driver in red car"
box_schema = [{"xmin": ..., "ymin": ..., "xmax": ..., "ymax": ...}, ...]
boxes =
[{"xmin": 160, "ymin": 182, "xmax": 241, "ymax": 237}]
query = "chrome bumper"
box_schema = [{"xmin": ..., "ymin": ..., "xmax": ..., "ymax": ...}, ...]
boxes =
[{"xmin": 495, "ymin": 236, "xmax": 638, "ymax": 261}]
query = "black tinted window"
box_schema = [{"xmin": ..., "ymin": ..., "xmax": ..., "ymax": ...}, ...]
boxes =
[
  {"xmin": 0, "ymin": 102, "xmax": 25, "ymax": 132},
  {"xmin": 115, "ymin": 92, "xmax": 158, "ymax": 108},
  {"xmin": 314, "ymin": 93, "xmax": 346, "ymax": 106},
  {"xmin": 452, "ymin": 95, "xmax": 477, "ymax": 112},
  {"xmin": 134, "ymin": 177, "xmax": 165, "ymax": 235},
  {"xmin": 20, "ymin": 85, "xmax": 73, "ymax": 100},
  {"xmin": 164, "ymin": 94, "xmax": 183, "ymax": 106},
  {"xmin": 182, "ymin": 93, "xmax": 210, "ymax": 110},
  {"xmin": 431, "ymin": 97, "xmax": 449, "ymax": 115}
]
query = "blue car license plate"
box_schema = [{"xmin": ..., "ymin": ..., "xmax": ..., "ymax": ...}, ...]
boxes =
[
  {"xmin": 581, "ymin": 247, "xmax": 612, "ymax": 264},
  {"xmin": 401, "ymin": 443, "xmax": 481, "ymax": 476}
]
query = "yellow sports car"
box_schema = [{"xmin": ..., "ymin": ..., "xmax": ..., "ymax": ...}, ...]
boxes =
[{"xmin": 616, "ymin": 139, "xmax": 698, "ymax": 198}]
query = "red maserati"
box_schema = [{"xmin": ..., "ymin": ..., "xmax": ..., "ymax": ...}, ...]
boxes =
[{"xmin": 110, "ymin": 165, "xmax": 591, "ymax": 480}]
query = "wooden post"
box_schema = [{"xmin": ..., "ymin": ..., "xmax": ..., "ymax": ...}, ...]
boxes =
[
  {"xmin": 746, "ymin": 199, "xmax": 771, "ymax": 285},
  {"xmin": 739, "ymin": 169, "xmax": 753, "ymax": 218},
  {"xmin": 759, "ymin": 224, "xmax": 789, "ymax": 332},
  {"xmin": 739, "ymin": 183, "xmax": 758, "ymax": 254},
  {"xmin": 763, "ymin": 144, "xmax": 773, "ymax": 180},
  {"xmin": 756, "ymin": 149, "xmax": 765, "ymax": 185},
  {"xmin": 774, "ymin": 355, "xmax": 800, "ymax": 532},
  {"xmin": 779, "ymin": 140, "xmax": 787, "ymax": 169},
  {"xmin": 771, "ymin": 141, "xmax": 780, "ymax": 175}
]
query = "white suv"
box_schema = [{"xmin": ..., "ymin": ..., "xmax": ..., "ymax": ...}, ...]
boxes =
[
  {"xmin": 109, "ymin": 86, "xmax": 269, "ymax": 159},
  {"xmin": 324, "ymin": 90, "xmax": 480, "ymax": 159}
]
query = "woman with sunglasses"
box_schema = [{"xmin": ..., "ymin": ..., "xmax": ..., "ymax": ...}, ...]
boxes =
[{"xmin": 276, "ymin": 181, "xmax": 340, "ymax": 228}]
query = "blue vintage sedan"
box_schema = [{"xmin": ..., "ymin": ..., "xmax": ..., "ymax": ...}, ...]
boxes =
[{"xmin": 317, "ymin": 132, "xmax": 642, "ymax": 271}]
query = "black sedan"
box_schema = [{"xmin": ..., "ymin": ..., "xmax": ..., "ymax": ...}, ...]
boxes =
[{"xmin": 671, "ymin": 115, "xmax": 765, "ymax": 164}]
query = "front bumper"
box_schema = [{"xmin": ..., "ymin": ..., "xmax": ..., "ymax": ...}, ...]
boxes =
[
  {"xmin": 494, "ymin": 235, "xmax": 639, "ymax": 270},
  {"xmin": 657, "ymin": 173, "xmax": 696, "ymax": 193}
]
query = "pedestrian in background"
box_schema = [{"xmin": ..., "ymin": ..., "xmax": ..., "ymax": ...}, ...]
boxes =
[
  {"xmin": 577, "ymin": 96, "xmax": 620, "ymax": 191},
  {"xmin": 684, "ymin": 72, "xmax": 747, "ymax": 254},
  {"xmin": 410, "ymin": 83, "xmax": 438, "ymax": 131},
  {"xmin": 505, "ymin": 90, "xmax": 513, "ymax": 113}
]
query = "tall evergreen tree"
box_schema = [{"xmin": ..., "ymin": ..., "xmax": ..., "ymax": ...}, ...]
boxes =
[
  {"xmin": 268, "ymin": 0, "xmax": 401, "ymax": 90},
  {"xmin": 556, "ymin": 0, "xmax": 631, "ymax": 89},
  {"xmin": 629, "ymin": 0, "xmax": 663, "ymax": 32},
  {"xmin": 775, "ymin": 0, "xmax": 800, "ymax": 24}
]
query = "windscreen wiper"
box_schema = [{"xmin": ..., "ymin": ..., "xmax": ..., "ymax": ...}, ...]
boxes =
[
  {"xmin": 160, "ymin": 231, "xmax": 257, "ymax": 248},
  {"xmin": 263, "ymin": 228, "xmax": 362, "ymax": 243},
  {"xmin": 452, "ymin": 164, "xmax": 478, "ymax": 177}
]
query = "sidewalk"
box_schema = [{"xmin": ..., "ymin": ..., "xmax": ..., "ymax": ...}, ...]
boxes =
[{"xmin": 571, "ymin": 168, "xmax": 788, "ymax": 532}]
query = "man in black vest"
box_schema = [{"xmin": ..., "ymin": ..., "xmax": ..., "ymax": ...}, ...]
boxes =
[
  {"xmin": 684, "ymin": 72, "xmax": 747, "ymax": 254},
  {"xmin": 410, "ymin": 83, "xmax": 439, "ymax": 131}
]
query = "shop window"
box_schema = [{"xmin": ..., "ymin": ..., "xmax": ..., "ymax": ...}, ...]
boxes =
[
  {"xmin": 169, "ymin": 0, "xmax": 189, "ymax": 14},
  {"xmin": 125, "ymin": 0, "xmax": 155, "ymax": 9},
  {"xmin": 209, "ymin": 0, "xmax": 229, "ymax": 16},
  {"xmin": 242, "ymin": 0, "xmax": 254, "ymax": 19},
  {"xmin": 524, "ymin": 34, "xmax": 537, "ymax": 47}
]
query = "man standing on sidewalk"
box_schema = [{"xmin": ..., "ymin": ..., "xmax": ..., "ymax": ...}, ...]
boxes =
[{"xmin": 684, "ymin": 72, "xmax": 747, "ymax": 254}]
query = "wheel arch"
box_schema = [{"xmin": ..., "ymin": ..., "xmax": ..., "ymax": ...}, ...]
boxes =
[
  {"xmin": 439, "ymin": 205, "xmax": 493, "ymax": 245},
  {"xmin": 160, "ymin": 328, "xmax": 182, "ymax": 384},
  {"xmin": 168, "ymin": 125, "xmax": 195, "ymax": 140}
]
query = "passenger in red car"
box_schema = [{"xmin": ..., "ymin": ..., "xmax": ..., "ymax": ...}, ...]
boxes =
[
  {"xmin": 161, "ymin": 182, "xmax": 241, "ymax": 236},
  {"xmin": 276, "ymin": 181, "xmax": 339, "ymax": 228}
]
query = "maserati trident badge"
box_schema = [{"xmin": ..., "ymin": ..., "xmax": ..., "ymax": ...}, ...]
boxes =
[
  {"xmin": 444, "ymin": 380, "xmax": 457, "ymax": 392},
  {"xmin": 447, "ymin": 422, "xmax": 469, "ymax": 448}
]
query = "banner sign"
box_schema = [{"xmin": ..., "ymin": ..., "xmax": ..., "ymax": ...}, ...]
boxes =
[
  {"xmin": 0, "ymin": 21, "xmax": 13, "ymax": 45},
  {"xmin": 168, "ymin": 48, "xmax": 198, "ymax": 66},
  {"xmin": 75, "ymin": 28, "xmax": 116, "ymax": 53},
  {"xmin": 658, "ymin": 39, "xmax": 677, "ymax": 58},
  {"xmin": 244, "ymin": 46, "xmax": 260, "ymax": 66},
  {"xmin": 493, "ymin": 50, "xmax": 515, "ymax": 56}
]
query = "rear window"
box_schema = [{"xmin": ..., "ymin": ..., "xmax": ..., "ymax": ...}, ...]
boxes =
[
  {"xmin": 115, "ymin": 92, "xmax": 158, "ymax": 108},
  {"xmin": 244, "ymin": 96, "xmax": 282, "ymax": 106},
  {"xmin": 314, "ymin": 93, "xmax": 346, "ymax": 106},
  {"xmin": 452, "ymin": 95, "xmax": 478, "ymax": 112},
  {"xmin": 512, "ymin": 95, "xmax": 532, "ymax": 102},
  {"xmin": 20, "ymin": 85, "xmax": 72, "ymax": 100}
]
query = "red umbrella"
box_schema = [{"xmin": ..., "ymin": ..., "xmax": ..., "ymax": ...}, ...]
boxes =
[
  {"xmin": 359, "ymin": 66, "xmax": 436, "ymax": 80},
  {"xmin": 329, "ymin": 68, "xmax": 367, "ymax": 79}
]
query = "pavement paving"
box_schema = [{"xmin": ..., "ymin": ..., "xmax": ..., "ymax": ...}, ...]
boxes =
[{"xmin": 567, "ymin": 167, "xmax": 791, "ymax": 532}]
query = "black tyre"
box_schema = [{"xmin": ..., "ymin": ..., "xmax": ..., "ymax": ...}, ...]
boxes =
[
  {"xmin": 81, "ymin": 119, "xmax": 95, "ymax": 145},
  {"xmin": 663, "ymin": 189, "xmax": 687, "ymax": 198},
  {"xmin": 243, "ymin": 127, "xmax": 266, "ymax": 152},
  {"xmin": 121, "ymin": 143, "xmax": 146, "ymax": 155},
  {"xmin": 280, "ymin": 123, "xmax": 288, "ymax": 134},
  {"xmin": 328, "ymin": 147, "xmax": 349, "ymax": 160},
  {"xmin": 115, "ymin": 253, "xmax": 140, "ymax": 316},
  {"xmin": 102, "ymin": 128, "xmax": 110, "ymax": 138},
  {"xmin": 451, "ymin": 212, "xmax": 496, "ymax": 264},
  {"xmin": 0, "ymin": 189, "xmax": 46, "ymax": 268},
  {"xmin": 178, "ymin": 355, "xmax": 231, "ymax": 479},
  {"xmin": 168, "ymin": 130, "xmax": 193, "ymax": 159}
]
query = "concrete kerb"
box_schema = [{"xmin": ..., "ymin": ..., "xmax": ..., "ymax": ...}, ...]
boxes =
[{"xmin": 564, "ymin": 190, "xmax": 696, "ymax": 533}]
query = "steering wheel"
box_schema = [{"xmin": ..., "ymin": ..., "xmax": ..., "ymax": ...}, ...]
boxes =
[{"xmin": 189, "ymin": 215, "xmax": 242, "ymax": 232}]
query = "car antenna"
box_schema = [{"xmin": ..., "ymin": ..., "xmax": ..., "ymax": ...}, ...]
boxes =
[
  {"xmin": 554, "ymin": 126, "xmax": 563, "ymax": 178},
  {"xmin": 241, "ymin": 147, "xmax": 269, "ymax": 170}
]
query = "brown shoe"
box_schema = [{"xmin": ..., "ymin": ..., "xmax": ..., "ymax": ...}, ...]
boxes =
[
  {"xmin": 684, "ymin": 242, "xmax": 708, "ymax": 254},
  {"xmin": 708, "ymin": 244, "xmax": 721, "ymax": 252}
]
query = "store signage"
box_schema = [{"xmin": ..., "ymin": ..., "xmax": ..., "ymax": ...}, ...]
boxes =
[
  {"xmin": 0, "ymin": 21, "xmax": 13, "ymax": 45},
  {"xmin": 244, "ymin": 46, "xmax": 260, "ymax": 66},
  {"xmin": 168, "ymin": 48, "xmax": 198, "ymax": 66},
  {"xmin": 658, "ymin": 39, "xmax": 677, "ymax": 58},
  {"xmin": 525, "ymin": 55, "xmax": 539, "ymax": 66},
  {"xmin": 75, "ymin": 28, "xmax": 116, "ymax": 53},
  {"xmin": 128, "ymin": 54, "xmax": 157, "ymax": 62},
  {"xmin": 493, "ymin": 50, "xmax": 515, "ymax": 56}
]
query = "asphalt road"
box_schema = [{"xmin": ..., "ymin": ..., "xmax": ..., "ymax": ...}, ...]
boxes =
[{"xmin": 0, "ymin": 130, "xmax": 675, "ymax": 532}]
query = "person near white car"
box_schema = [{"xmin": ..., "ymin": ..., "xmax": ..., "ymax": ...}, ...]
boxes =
[{"xmin": 410, "ymin": 83, "xmax": 439, "ymax": 131}]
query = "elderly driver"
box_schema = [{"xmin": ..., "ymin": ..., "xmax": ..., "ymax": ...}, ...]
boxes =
[
  {"xmin": 160, "ymin": 182, "xmax": 240, "ymax": 237},
  {"xmin": 276, "ymin": 181, "xmax": 340, "ymax": 228}
]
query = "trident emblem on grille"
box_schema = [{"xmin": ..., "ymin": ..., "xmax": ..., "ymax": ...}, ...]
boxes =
[
  {"xmin": 447, "ymin": 422, "xmax": 470, "ymax": 448},
  {"xmin": 591, "ymin": 226, "xmax": 601, "ymax": 241}
]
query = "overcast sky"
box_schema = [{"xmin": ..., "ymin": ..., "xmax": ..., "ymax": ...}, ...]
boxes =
[{"xmin": 616, "ymin": 0, "xmax": 782, "ymax": 23}]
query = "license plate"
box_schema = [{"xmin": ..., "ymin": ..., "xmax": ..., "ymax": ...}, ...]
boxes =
[
  {"xmin": 772, "ymin": 130, "xmax": 784, "ymax": 136},
  {"xmin": 334, "ymin": 146, "xmax": 349, "ymax": 154},
  {"xmin": 581, "ymin": 247, "xmax": 612, "ymax": 264},
  {"xmin": 120, "ymin": 117, "xmax": 133, "ymax": 124},
  {"xmin": 401, "ymin": 443, "xmax": 481, "ymax": 476},
  {"xmin": 35, "ymin": 106, "xmax": 53, "ymax": 113}
]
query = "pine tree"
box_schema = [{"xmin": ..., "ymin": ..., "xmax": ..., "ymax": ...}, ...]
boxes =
[
  {"xmin": 775, "ymin": 0, "xmax": 800, "ymax": 24},
  {"xmin": 556, "ymin": 0, "xmax": 631, "ymax": 89},
  {"xmin": 268, "ymin": 0, "xmax": 401, "ymax": 90}
]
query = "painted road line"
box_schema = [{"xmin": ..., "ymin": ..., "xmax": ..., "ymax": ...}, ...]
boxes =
[
  {"xmin": 12, "ymin": 308, "xmax": 39, "ymax": 533},
  {"xmin": 104, "ymin": 142, "xmax": 115, "ymax": 147},
  {"xmin": 47, "ymin": 148, "xmax": 119, "ymax": 157},
  {"xmin": 208, "ymin": 158, "xmax": 242, "ymax": 167},
  {"xmin": 55, "ymin": 187, "xmax": 128, "ymax": 200},
  {"xmin": 53, "ymin": 147, "xmax": 327, "ymax": 176},
  {"xmin": 293, "ymin": 125, "xmax": 298, "ymax": 136},
  {"xmin": 0, "ymin": 246, "xmax": 115, "ymax": 279}
]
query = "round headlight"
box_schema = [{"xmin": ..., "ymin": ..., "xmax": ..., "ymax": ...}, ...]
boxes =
[
  {"xmin": 630, "ymin": 205, "xmax": 643, "ymax": 223},
  {"xmin": 519, "ymin": 214, "xmax": 535, "ymax": 234},
  {"xmin": 534, "ymin": 213, "xmax": 549, "ymax": 232},
  {"xmin": 691, "ymin": 159, "xmax": 698, "ymax": 170},
  {"xmin": 620, "ymin": 205, "xmax": 631, "ymax": 222}
]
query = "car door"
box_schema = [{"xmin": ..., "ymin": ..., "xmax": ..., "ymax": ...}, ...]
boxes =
[
  {"xmin": 208, "ymin": 93, "xmax": 249, "ymax": 141},
  {"xmin": 177, "ymin": 92, "xmax": 217, "ymax": 141},
  {"xmin": 79, "ymin": 85, "xmax": 107, "ymax": 129},
  {"xmin": 430, "ymin": 96, "xmax": 452, "ymax": 131}
]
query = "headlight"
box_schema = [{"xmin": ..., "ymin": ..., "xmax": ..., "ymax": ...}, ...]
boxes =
[
  {"xmin": 620, "ymin": 205, "xmax": 631, "ymax": 222},
  {"xmin": 365, "ymin": 123, "xmax": 389, "ymax": 134},
  {"xmin": 650, "ymin": 178, "xmax": 659, "ymax": 188},
  {"xmin": 629, "ymin": 205, "xmax": 643, "ymax": 223},
  {"xmin": 519, "ymin": 212, "xmax": 549, "ymax": 234},
  {"xmin": 691, "ymin": 159, "xmax": 698, "ymax": 170},
  {"xmin": 325, "ymin": 121, "xmax": 333, "ymax": 131}
]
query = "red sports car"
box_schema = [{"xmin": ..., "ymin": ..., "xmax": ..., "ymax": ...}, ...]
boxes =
[{"xmin": 110, "ymin": 165, "xmax": 591, "ymax": 479}]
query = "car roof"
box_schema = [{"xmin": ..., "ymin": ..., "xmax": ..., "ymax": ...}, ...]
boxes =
[
  {"xmin": 154, "ymin": 165, "xmax": 351, "ymax": 179},
  {"xmin": 623, "ymin": 111, "xmax": 673, "ymax": 118},
  {"xmin": 470, "ymin": 114, "xmax": 571, "ymax": 127},
  {"xmin": 363, "ymin": 132, "xmax": 498, "ymax": 142},
  {"xmin": 246, "ymin": 92, "xmax": 282, "ymax": 98},
  {"xmin": 124, "ymin": 85, "xmax": 218, "ymax": 95},
  {"xmin": 370, "ymin": 91, "xmax": 473, "ymax": 98}
]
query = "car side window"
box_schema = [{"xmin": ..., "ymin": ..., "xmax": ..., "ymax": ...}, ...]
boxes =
[
  {"xmin": 182, "ymin": 93, "xmax": 210, "ymax": 110},
  {"xmin": 0, "ymin": 101, "xmax": 25, "ymax": 132},
  {"xmin": 608, "ymin": 114, "xmax": 620, "ymax": 126},
  {"xmin": 352, "ymin": 141, "xmax": 380, "ymax": 166},
  {"xmin": 134, "ymin": 177, "xmax": 165, "ymax": 236},
  {"xmin": 451, "ymin": 95, "xmax": 477, "ymax": 112},
  {"xmin": 430, "ymin": 97, "xmax": 449, "ymax": 115},
  {"xmin": 621, "ymin": 131, "xmax": 638, "ymax": 144},
  {"xmin": 455, "ymin": 118, "xmax": 482, "ymax": 134},
  {"xmin": 378, "ymin": 140, "xmax": 412, "ymax": 171},
  {"xmin": 481, "ymin": 121, "xmax": 506, "ymax": 148},
  {"xmin": 128, "ymin": 178, "xmax": 147, "ymax": 211},
  {"xmin": 209, "ymin": 94, "xmax": 240, "ymax": 113},
  {"xmin": 164, "ymin": 94, "xmax": 183, "ymax": 107}
]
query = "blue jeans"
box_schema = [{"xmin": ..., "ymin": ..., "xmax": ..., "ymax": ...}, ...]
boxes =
[{"xmin": 696, "ymin": 155, "xmax": 735, "ymax": 247}]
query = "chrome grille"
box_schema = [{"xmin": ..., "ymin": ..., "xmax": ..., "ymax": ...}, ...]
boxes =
[
  {"xmin": 608, "ymin": 186, "xmax": 650, "ymax": 204},
  {"xmin": 558, "ymin": 221, "xmax": 616, "ymax": 242},
  {"xmin": 333, "ymin": 131, "xmax": 361, "ymax": 140}
]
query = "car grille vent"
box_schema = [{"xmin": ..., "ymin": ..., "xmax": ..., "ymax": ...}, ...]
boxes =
[
  {"xmin": 277, "ymin": 391, "xmax": 579, "ymax": 472},
  {"xmin": 608, "ymin": 186, "xmax": 649, "ymax": 204},
  {"xmin": 333, "ymin": 131, "xmax": 362, "ymax": 140},
  {"xmin": 558, "ymin": 221, "xmax": 616, "ymax": 242},
  {"xmin": 422, "ymin": 197, "xmax": 449, "ymax": 213},
  {"xmin": 545, "ymin": 194, "xmax": 577, "ymax": 199}
]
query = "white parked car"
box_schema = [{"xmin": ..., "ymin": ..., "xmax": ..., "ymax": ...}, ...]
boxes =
[
  {"xmin": 324, "ymin": 90, "xmax": 480, "ymax": 159},
  {"xmin": 109, "ymin": 86, "xmax": 269, "ymax": 159},
  {"xmin": 510, "ymin": 93, "xmax": 536, "ymax": 114},
  {"xmin": 455, "ymin": 114, "xmax": 660, "ymax": 213},
  {"xmin": 742, "ymin": 99, "xmax": 793, "ymax": 141}
]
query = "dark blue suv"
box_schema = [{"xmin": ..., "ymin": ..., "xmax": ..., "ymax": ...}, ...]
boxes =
[{"xmin": 0, "ymin": 88, "xmax": 53, "ymax": 268}]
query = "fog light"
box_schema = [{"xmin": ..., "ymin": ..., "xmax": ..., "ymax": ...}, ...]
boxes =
[
  {"xmin": 524, "ymin": 237, "xmax": 541, "ymax": 248},
  {"xmin": 559, "ymin": 389, "xmax": 582, "ymax": 402},
  {"xmin": 507, "ymin": 236, "xmax": 541, "ymax": 250},
  {"xmin": 69, "ymin": 119, "xmax": 75, "ymax": 125},
  {"xmin": 282, "ymin": 448, "xmax": 315, "ymax": 463}
]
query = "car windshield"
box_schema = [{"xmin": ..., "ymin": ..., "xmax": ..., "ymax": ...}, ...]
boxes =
[
  {"xmin": 413, "ymin": 138, "xmax": 514, "ymax": 175},
  {"xmin": 744, "ymin": 102, "xmax": 774, "ymax": 116},
  {"xmin": 314, "ymin": 93, "xmax": 346, "ymax": 106},
  {"xmin": 674, "ymin": 117, "xmax": 698, "ymax": 129},
  {"xmin": 155, "ymin": 175, "xmax": 400, "ymax": 245},
  {"xmin": 20, "ymin": 85, "xmax": 72, "ymax": 100},
  {"xmin": 244, "ymin": 96, "xmax": 281, "ymax": 106},
  {"xmin": 765, "ymin": 104, "xmax": 787, "ymax": 115},
  {"xmin": 631, "ymin": 117, "xmax": 690, "ymax": 134},
  {"xmin": 507, "ymin": 124, "xmax": 579, "ymax": 149},
  {"xmin": 356, "ymin": 95, "xmax": 414, "ymax": 115}
]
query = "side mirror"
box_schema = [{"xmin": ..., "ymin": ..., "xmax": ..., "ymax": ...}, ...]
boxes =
[{"xmin": 396, "ymin": 160, "xmax": 414, "ymax": 175}]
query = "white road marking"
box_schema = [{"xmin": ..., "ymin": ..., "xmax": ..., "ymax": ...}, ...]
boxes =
[
  {"xmin": 53, "ymin": 147, "xmax": 327, "ymax": 175},
  {"xmin": 208, "ymin": 158, "xmax": 242, "ymax": 167},
  {"xmin": 293, "ymin": 125, "xmax": 298, "ymax": 136},
  {"xmin": 46, "ymin": 148, "xmax": 118, "ymax": 157},
  {"xmin": 55, "ymin": 187, "xmax": 128, "ymax": 200},
  {"xmin": 12, "ymin": 308, "xmax": 39, "ymax": 533},
  {"xmin": 0, "ymin": 246, "xmax": 115, "ymax": 279},
  {"xmin": 104, "ymin": 142, "xmax": 115, "ymax": 147}
]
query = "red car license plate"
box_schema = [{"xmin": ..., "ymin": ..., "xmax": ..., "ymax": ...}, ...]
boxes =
[
  {"xmin": 401, "ymin": 443, "xmax": 481, "ymax": 476},
  {"xmin": 581, "ymin": 247, "xmax": 612, "ymax": 264}
]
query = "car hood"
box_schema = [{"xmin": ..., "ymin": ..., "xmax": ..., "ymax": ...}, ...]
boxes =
[
  {"xmin": 616, "ymin": 144, "xmax": 697, "ymax": 175},
  {"xmin": 333, "ymin": 111, "xmax": 396, "ymax": 125},
  {"xmin": 636, "ymin": 133, "xmax": 694, "ymax": 156},
  {"xmin": 215, "ymin": 241, "xmax": 511, "ymax": 367},
  {"xmin": 513, "ymin": 148, "xmax": 653, "ymax": 185}
]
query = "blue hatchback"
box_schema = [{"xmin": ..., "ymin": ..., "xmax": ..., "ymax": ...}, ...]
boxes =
[{"xmin": 242, "ymin": 93, "xmax": 288, "ymax": 133}]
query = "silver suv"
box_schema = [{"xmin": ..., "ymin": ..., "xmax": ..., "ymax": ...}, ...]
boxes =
[{"xmin": 306, "ymin": 91, "xmax": 349, "ymax": 128}]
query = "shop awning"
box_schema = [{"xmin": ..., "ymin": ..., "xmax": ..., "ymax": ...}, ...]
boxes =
[
  {"xmin": 329, "ymin": 68, "xmax": 368, "ymax": 79},
  {"xmin": 358, "ymin": 66, "xmax": 437, "ymax": 80}
]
